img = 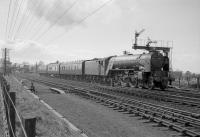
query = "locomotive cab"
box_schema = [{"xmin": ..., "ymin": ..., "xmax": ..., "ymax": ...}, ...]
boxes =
[{"xmin": 149, "ymin": 51, "xmax": 169, "ymax": 89}]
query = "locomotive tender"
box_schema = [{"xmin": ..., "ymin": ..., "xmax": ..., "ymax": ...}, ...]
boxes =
[{"xmin": 38, "ymin": 31, "xmax": 170, "ymax": 90}]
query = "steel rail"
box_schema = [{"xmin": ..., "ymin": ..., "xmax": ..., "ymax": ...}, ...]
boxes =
[{"xmin": 95, "ymin": 86, "xmax": 200, "ymax": 107}]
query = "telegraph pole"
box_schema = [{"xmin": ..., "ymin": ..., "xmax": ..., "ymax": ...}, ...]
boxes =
[
  {"xmin": 36, "ymin": 62, "xmax": 38, "ymax": 73},
  {"xmin": 2, "ymin": 48, "xmax": 10, "ymax": 75},
  {"xmin": 4, "ymin": 48, "xmax": 7, "ymax": 75}
]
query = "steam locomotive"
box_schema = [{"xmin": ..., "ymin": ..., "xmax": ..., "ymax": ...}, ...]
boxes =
[
  {"xmin": 38, "ymin": 49, "xmax": 169, "ymax": 90},
  {"xmin": 38, "ymin": 31, "xmax": 171, "ymax": 90}
]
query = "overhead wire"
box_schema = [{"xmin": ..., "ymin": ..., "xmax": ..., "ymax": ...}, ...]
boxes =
[
  {"xmin": 20, "ymin": 0, "xmax": 45, "ymax": 40},
  {"xmin": 78, "ymin": 0, "xmax": 113, "ymax": 25},
  {"xmin": 9, "ymin": 0, "xmax": 26, "ymax": 40},
  {"xmin": 22, "ymin": 1, "xmax": 53, "ymax": 40},
  {"xmin": 32, "ymin": 0, "xmax": 78, "ymax": 41},
  {"xmin": 5, "ymin": 0, "xmax": 13, "ymax": 40},
  {"xmin": 13, "ymin": 0, "xmax": 35, "ymax": 40},
  {"xmin": 19, "ymin": 1, "xmax": 41, "ymax": 40},
  {"xmin": 5, "ymin": 0, "xmax": 112, "ymax": 43},
  {"xmin": 27, "ymin": 0, "xmax": 64, "ymax": 40},
  {"xmin": 7, "ymin": 0, "xmax": 20, "ymax": 40},
  {"xmin": 13, "ymin": 8, "xmax": 30, "ymax": 40},
  {"xmin": 45, "ymin": 0, "xmax": 113, "ymax": 44}
]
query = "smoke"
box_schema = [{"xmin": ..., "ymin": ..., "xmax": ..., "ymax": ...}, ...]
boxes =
[{"xmin": 27, "ymin": 0, "xmax": 108, "ymax": 28}]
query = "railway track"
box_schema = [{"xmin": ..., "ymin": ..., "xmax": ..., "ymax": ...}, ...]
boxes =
[
  {"xmin": 95, "ymin": 86, "xmax": 200, "ymax": 108},
  {"xmin": 19, "ymin": 74, "xmax": 200, "ymax": 109},
  {"xmin": 16, "ymin": 75, "xmax": 200, "ymax": 137},
  {"xmin": 75, "ymin": 90, "xmax": 200, "ymax": 137},
  {"xmin": 19, "ymin": 73, "xmax": 200, "ymax": 98},
  {"xmin": 43, "ymin": 75, "xmax": 200, "ymax": 99}
]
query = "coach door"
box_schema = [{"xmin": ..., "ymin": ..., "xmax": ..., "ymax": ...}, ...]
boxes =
[{"xmin": 98, "ymin": 60, "xmax": 104, "ymax": 76}]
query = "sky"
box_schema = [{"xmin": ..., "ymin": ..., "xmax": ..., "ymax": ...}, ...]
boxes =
[{"xmin": 0, "ymin": 0, "xmax": 200, "ymax": 73}]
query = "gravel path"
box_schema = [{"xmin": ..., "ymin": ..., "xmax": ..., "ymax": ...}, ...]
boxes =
[
  {"xmin": 30, "ymin": 81, "xmax": 180, "ymax": 137},
  {"xmin": 0, "ymin": 88, "xmax": 5, "ymax": 137},
  {"xmin": 9, "ymin": 76, "xmax": 84, "ymax": 137}
]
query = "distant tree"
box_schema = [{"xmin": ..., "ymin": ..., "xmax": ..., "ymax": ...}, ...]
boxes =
[
  {"xmin": 171, "ymin": 71, "xmax": 183, "ymax": 87},
  {"xmin": 197, "ymin": 74, "xmax": 200, "ymax": 89},
  {"xmin": 191, "ymin": 73, "xmax": 195, "ymax": 78},
  {"xmin": 22, "ymin": 62, "xmax": 29, "ymax": 66},
  {"xmin": 38, "ymin": 61, "xmax": 45, "ymax": 66},
  {"xmin": 185, "ymin": 71, "xmax": 192, "ymax": 86},
  {"xmin": 191, "ymin": 73, "xmax": 198, "ymax": 79},
  {"xmin": 172, "ymin": 71, "xmax": 183, "ymax": 79},
  {"xmin": 185, "ymin": 71, "xmax": 192, "ymax": 78},
  {"xmin": 197, "ymin": 74, "xmax": 200, "ymax": 78}
]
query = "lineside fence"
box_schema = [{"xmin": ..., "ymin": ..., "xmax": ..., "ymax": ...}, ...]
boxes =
[{"xmin": 0, "ymin": 74, "xmax": 29, "ymax": 137}]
